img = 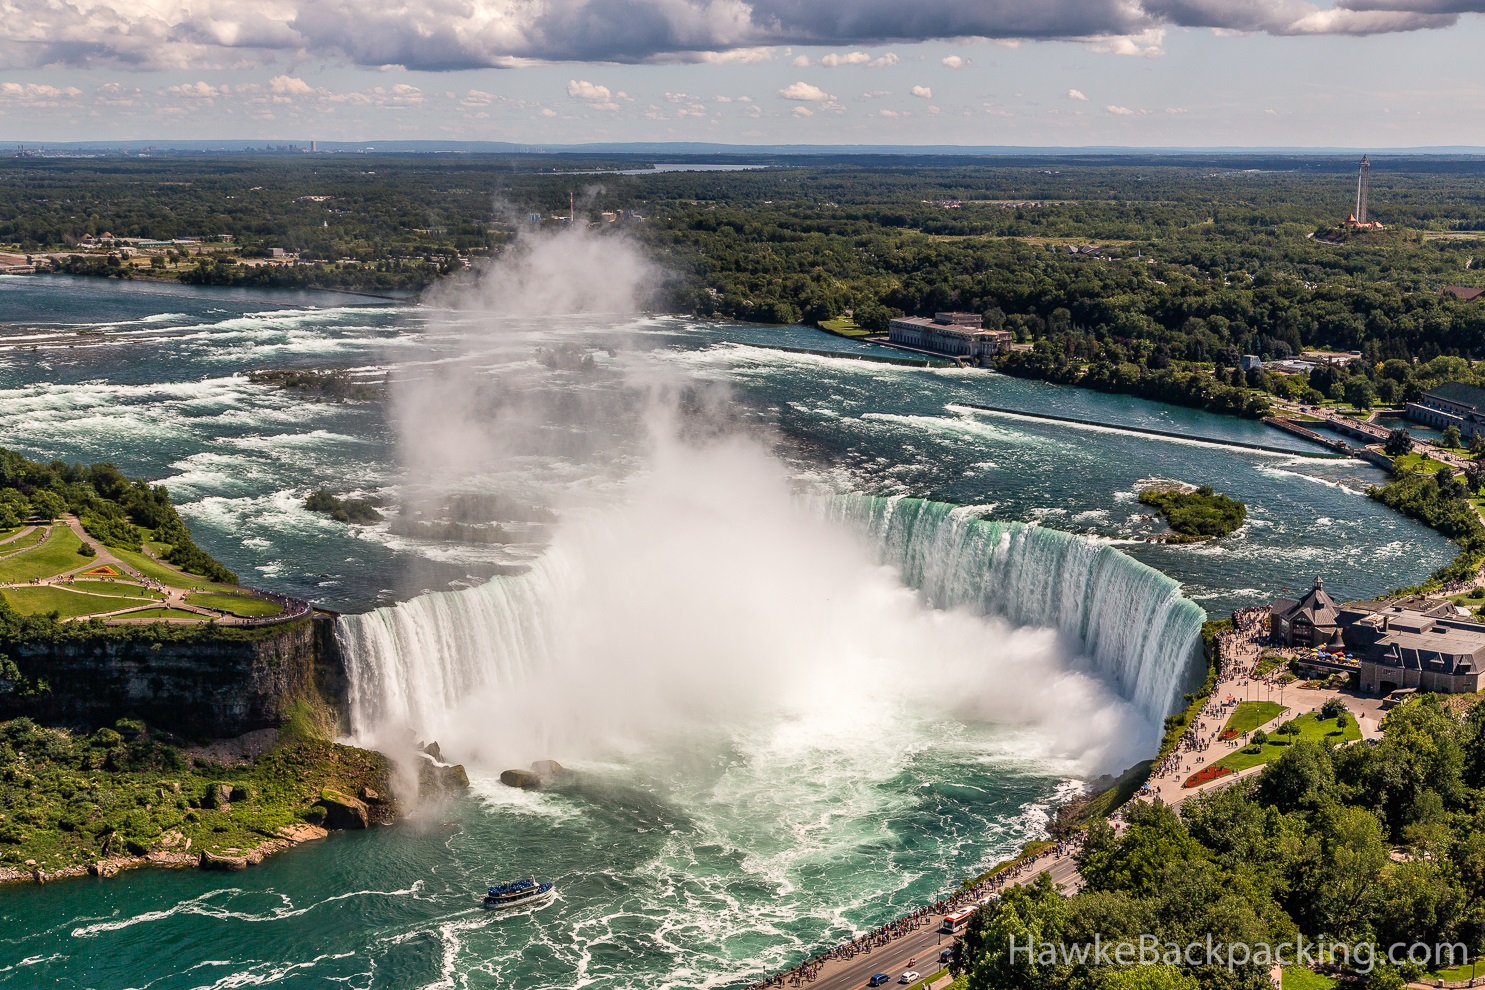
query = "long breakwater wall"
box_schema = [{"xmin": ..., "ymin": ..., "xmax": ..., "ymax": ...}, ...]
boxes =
[{"xmin": 951, "ymin": 403, "xmax": 1342, "ymax": 459}]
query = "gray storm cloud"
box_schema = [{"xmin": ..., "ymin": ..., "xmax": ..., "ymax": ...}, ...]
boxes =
[{"xmin": 0, "ymin": 0, "xmax": 1475, "ymax": 69}]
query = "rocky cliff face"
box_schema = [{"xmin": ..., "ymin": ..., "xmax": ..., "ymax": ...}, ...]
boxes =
[{"xmin": 0, "ymin": 614, "xmax": 348, "ymax": 738}]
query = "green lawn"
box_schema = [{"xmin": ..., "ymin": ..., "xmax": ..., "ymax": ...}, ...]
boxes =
[
  {"xmin": 0, "ymin": 526, "xmax": 88, "ymax": 583},
  {"xmin": 1430, "ymin": 961, "xmax": 1483, "ymax": 982},
  {"xmin": 1393, "ymin": 452, "xmax": 1453, "ymax": 474},
  {"xmin": 1223, "ymin": 701, "xmax": 1286, "ymax": 736},
  {"xmin": 110, "ymin": 546, "xmax": 238, "ymax": 594},
  {"xmin": 819, "ymin": 316, "xmax": 872, "ymax": 337},
  {"xmin": 117, "ymin": 606, "xmax": 211, "ymax": 621},
  {"xmin": 1213, "ymin": 711, "xmax": 1362, "ymax": 773},
  {"xmin": 0, "ymin": 527, "xmax": 46, "ymax": 553},
  {"xmin": 66, "ymin": 579, "xmax": 163, "ymax": 601},
  {"xmin": 185, "ymin": 591, "xmax": 283, "ymax": 617},
  {"xmin": 2, "ymin": 585, "xmax": 152, "ymax": 619},
  {"xmin": 1282, "ymin": 967, "xmax": 1338, "ymax": 990}
]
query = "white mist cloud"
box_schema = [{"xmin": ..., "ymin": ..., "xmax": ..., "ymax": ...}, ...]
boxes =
[
  {"xmin": 1067, "ymin": 88, "xmax": 1088, "ymax": 100},
  {"xmin": 911, "ymin": 84, "xmax": 932, "ymax": 97},
  {"xmin": 778, "ymin": 80, "xmax": 831, "ymax": 101}
]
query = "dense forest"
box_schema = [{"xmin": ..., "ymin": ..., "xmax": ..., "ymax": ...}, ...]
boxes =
[{"xmin": 6, "ymin": 154, "xmax": 1485, "ymax": 411}]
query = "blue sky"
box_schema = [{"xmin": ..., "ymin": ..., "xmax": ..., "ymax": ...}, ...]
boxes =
[{"xmin": 2, "ymin": 1, "xmax": 1482, "ymax": 146}]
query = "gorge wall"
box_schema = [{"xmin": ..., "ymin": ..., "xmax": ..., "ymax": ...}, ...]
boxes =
[{"xmin": 0, "ymin": 613, "xmax": 349, "ymax": 738}]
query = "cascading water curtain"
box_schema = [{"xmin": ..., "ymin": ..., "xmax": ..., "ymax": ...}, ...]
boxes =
[{"xmin": 823, "ymin": 495, "xmax": 1207, "ymax": 720}]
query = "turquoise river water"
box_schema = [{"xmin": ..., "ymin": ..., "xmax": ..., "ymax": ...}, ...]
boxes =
[{"xmin": 0, "ymin": 274, "xmax": 1454, "ymax": 989}]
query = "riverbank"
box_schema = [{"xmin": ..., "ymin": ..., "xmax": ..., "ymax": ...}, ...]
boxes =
[{"xmin": 0, "ymin": 708, "xmax": 471, "ymax": 887}]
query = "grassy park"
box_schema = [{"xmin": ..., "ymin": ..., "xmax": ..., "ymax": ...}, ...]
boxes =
[
  {"xmin": 1, "ymin": 585, "xmax": 158, "ymax": 619},
  {"xmin": 0, "ymin": 478, "xmax": 285, "ymax": 626},
  {"xmin": 1213, "ymin": 711, "xmax": 1362, "ymax": 774},
  {"xmin": 0, "ymin": 525, "xmax": 88, "ymax": 583},
  {"xmin": 1222, "ymin": 700, "xmax": 1286, "ymax": 736},
  {"xmin": 818, "ymin": 315, "xmax": 872, "ymax": 337},
  {"xmin": 0, "ymin": 527, "xmax": 285, "ymax": 622}
]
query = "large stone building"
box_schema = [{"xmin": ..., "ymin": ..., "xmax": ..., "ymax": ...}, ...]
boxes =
[
  {"xmin": 1340, "ymin": 597, "xmax": 1485, "ymax": 695},
  {"xmin": 1270, "ymin": 578, "xmax": 1485, "ymax": 694},
  {"xmin": 1270, "ymin": 577, "xmax": 1342, "ymax": 648},
  {"xmin": 1406, "ymin": 382, "xmax": 1485, "ymax": 440},
  {"xmin": 888, "ymin": 312, "xmax": 1013, "ymax": 365}
]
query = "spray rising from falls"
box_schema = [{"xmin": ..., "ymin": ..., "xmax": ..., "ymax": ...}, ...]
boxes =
[
  {"xmin": 825, "ymin": 496, "xmax": 1207, "ymax": 721},
  {"xmin": 338, "ymin": 465, "xmax": 1205, "ymax": 771}
]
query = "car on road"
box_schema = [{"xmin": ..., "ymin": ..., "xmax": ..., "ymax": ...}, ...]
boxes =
[
  {"xmin": 939, "ymin": 948, "xmax": 954, "ymax": 964},
  {"xmin": 868, "ymin": 975, "xmax": 890, "ymax": 987},
  {"xmin": 898, "ymin": 973, "xmax": 920, "ymax": 985}
]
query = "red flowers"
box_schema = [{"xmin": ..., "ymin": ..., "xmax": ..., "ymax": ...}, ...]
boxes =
[{"xmin": 1183, "ymin": 765, "xmax": 1233, "ymax": 788}]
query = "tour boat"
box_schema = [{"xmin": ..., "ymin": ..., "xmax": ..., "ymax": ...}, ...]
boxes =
[{"xmin": 481, "ymin": 878, "xmax": 556, "ymax": 911}]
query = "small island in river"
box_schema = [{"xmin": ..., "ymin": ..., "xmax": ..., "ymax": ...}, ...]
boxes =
[{"xmin": 1138, "ymin": 483, "xmax": 1248, "ymax": 542}]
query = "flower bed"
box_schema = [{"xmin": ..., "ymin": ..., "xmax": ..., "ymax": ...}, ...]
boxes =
[
  {"xmin": 1219, "ymin": 729, "xmax": 1239, "ymax": 741},
  {"xmin": 1183, "ymin": 765, "xmax": 1233, "ymax": 788}
]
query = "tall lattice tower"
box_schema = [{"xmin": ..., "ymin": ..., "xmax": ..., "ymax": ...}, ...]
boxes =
[{"xmin": 1354, "ymin": 155, "xmax": 1371, "ymax": 225}]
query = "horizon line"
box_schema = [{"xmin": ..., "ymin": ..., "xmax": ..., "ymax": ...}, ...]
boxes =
[{"xmin": 8, "ymin": 139, "xmax": 1485, "ymax": 157}]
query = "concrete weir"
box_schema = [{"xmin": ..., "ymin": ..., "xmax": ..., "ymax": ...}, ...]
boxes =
[{"xmin": 949, "ymin": 402, "xmax": 1345, "ymax": 459}]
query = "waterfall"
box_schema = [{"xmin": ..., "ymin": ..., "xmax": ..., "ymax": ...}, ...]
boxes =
[
  {"xmin": 823, "ymin": 496, "xmax": 1207, "ymax": 720},
  {"xmin": 337, "ymin": 495, "xmax": 1206, "ymax": 742}
]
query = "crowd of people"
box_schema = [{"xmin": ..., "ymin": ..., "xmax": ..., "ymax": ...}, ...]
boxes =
[
  {"xmin": 1138, "ymin": 607, "xmax": 1272, "ymax": 796},
  {"xmin": 747, "ymin": 841, "xmax": 1083, "ymax": 988}
]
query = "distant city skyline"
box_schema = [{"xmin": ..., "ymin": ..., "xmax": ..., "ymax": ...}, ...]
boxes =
[{"xmin": 2, "ymin": 2, "xmax": 1483, "ymax": 146}]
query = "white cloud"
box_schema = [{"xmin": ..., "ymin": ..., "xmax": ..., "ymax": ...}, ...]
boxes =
[
  {"xmin": 269, "ymin": 75, "xmax": 315, "ymax": 96},
  {"xmin": 941, "ymin": 55, "xmax": 966, "ymax": 68},
  {"xmin": 868, "ymin": 52, "xmax": 899, "ymax": 67},
  {"xmin": 0, "ymin": 82, "xmax": 83, "ymax": 103},
  {"xmin": 778, "ymin": 81, "xmax": 831, "ymax": 101},
  {"xmin": 877, "ymin": 108, "xmax": 901, "ymax": 117},
  {"xmin": 1105, "ymin": 104, "xmax": 1136, "ymax": 115},
  {"xmin": 1067, "ymin": 88, "xmax": 1088, "ymax": 101},
  {"xmin": 860, "ymin": 89, "xmax": 892, "ymax": 99},
  {"xmin": 792, "ymin": 105, "xmax": 813, "ymax": 116},
  {"xmin": 792, "ymin": 54, "xmax": 811, "ymax": 66},
  {"xmin": 162, "ymin": 81, "xmax": 222, "ymax": 100},
  {"xmin": 820, "ymin": 51, "xmax": 871, "ymax": 66},
  {"xmin": 567, "ymin": 79, "xmax": 612, "ymax": 101},
  {"xmin": 540, "ymin": 107, "xmax": 557, "ymax": 117},
  {"xmin": 910, "ymin": 85, "xmax": 932, "ymax": 98}
]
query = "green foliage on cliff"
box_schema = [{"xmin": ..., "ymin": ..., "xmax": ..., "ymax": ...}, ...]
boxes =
[
  {"xmin": 1370, "ymin": 468, "xmax": 1485, "ymax": 592},
  {"xmin": 0, "ymin": 714, "xmax": 391, "ymax": 875},
  {"xmin": 1157, "ymin": 618, "xmax": 1229, "ymax": 764},
  {"xmin": 1138, "ymin": 485, "xmax": 1248, "ymax": 540},
  {"xmin": 0, "ymin": 447, "xmax": 236, "ymax": 584}
]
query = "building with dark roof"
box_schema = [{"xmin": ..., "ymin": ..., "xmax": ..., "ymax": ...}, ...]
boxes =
[
  {"xmin": 1339, "ymin": 597, "xmax": 1485, "ymax": 695},
  {"xmin": 1406, "ymin": 382, "xmax": 1485, "ymax": 440},
  {"xmin": 1271, "ymin": 579, "xmax": 1485, "ymax": 694},
  {"xmin": 1270, "ymin": 577, "xmax": 1342, "ymax": 647},
  {"xmin": 1442, "ymin": 286, "xmax": 1485, "ymax": 302}
]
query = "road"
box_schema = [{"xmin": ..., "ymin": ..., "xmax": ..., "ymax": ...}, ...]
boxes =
[{"xmin": 790, "ymin": 851, "xmax": 1084, "ymax": 990}]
